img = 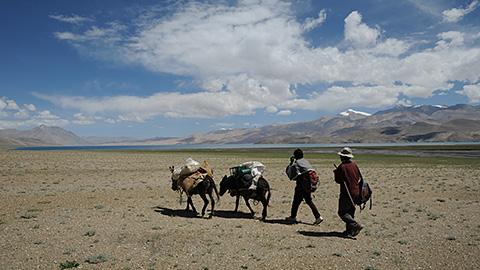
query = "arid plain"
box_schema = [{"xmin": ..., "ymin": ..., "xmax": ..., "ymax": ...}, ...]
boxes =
[{"xmin": 1, "ymin": 148, "xmax": 479, "ymax": 269}]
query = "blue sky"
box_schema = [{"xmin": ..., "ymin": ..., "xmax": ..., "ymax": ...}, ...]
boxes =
[{"xmin": 1, "ymin": 0, "xmax": 480, "ymax": 138}]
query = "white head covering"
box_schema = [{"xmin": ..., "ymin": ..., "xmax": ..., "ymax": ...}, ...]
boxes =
[{"xmin": 337, "ymin": 147, "xmax": 354, "ymax": 158}]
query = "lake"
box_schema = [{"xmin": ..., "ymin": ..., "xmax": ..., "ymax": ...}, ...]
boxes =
[{"xmin": 15, "ymin": 141, "xmax": 480, "ymax": 151}]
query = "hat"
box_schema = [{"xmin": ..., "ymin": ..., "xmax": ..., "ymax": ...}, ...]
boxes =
[{"xmin": 337, "ymin": 147, "xmax": 354, "ymax": 158}]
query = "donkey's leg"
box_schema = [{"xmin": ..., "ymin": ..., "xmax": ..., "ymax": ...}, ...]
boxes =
[
  {"xmin": 260, "ymin": 195, "xmax": 268, "ymax": 221},
  {"xmin": 243, "ymin": 196, "xmax": 255, "ymax": 216},
  {"xmin": 208, "ymin": 190, "xmax": 215, "ymax": 218},
  {"xmin": 185, "ymin": 195, "xmax": 190, "ymax": 211},
  {"xmin": 187, "ymin": 196, "xmax": 197, "ymax": 214},
  {"xmin": 234, "ymin": 195, "xmax": 240, "ymax": 212},
  {"xmin": 199, "ymin": 193, "xmax": 209, "ymax": 217}
]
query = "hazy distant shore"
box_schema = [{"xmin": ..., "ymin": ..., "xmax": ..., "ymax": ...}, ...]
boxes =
[{"xmin": 13, "ymin": 142, "xmax": 480, "ymax": 158}]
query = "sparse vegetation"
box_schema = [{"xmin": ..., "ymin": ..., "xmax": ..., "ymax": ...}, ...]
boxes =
[
  {"xmin": 85, "ymin": 254, "xmax": 107, "ymax": 264},
  {"xmin": 84, "ymin": 230, "xmax": 96, "ymax": 237},
  {"xmin": 59, "ymin": 260, "xmax": 79, "ymax": 269}
]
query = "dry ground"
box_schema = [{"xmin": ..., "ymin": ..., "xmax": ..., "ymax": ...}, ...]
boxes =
[{"xmin": 0, "ymin": 149, "xmax": 479, "ymax": 269}]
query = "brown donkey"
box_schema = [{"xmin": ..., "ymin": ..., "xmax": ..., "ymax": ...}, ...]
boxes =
[{"xmin": 169, "ymin": 165, "xmax": 220, "ymax": 218}]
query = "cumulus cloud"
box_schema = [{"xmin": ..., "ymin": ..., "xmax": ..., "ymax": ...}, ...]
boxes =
[
  {"xmin": 281, "ymin": 85, "xmax": 401, "ymax": 111},
  {"xmin": 302, "ymin": 9, "xmax": 326, "ymax": 31},
  {"xmin": 442, "ymin": 1, "xmax": 479, "ymax": 23},
  {"xmin": 457, "ymin": 83, "xmax": 480, "ymax": 103},
  {"xmin": 0, "ymin": 97, "xmax": 70, "ymax": 129},
  {"xmin": 265, "ymin": 105, "xmax": 278, "ymax": 113},
  {"xmin": 73, "ymin": 113, "xmax": 95, "ymax": 125},
  {"xmin": 435, "ymin": 31, "xmax": 465, "ymax": 49},
  {"xmin": 344, "ymin": 11, "xmax": 379, "ymax": 48},
  {"xmin": 49, "ymin": 14, "xmax": 92, "ymax": 24},
  {"xmin": 46, "ymin": 1, "xmax": 480, "ymax": 120},
  {"xmin": 5, "ymin": 99, "xmax": 20, "ymax": 110},
  {"xmin": 14, "ymin": 109, "xmax": 30, "ymax": 119},
  {"xmin": 0, "ymin": 98, "xmax": 6, "ymax": 111},
  {"xmin": 277, "ymin": 110, "xmax": 292, "ymax": 116},
  {"xmin": 24, "ymin": 104, "xmax": 36, "ymax": 111}
]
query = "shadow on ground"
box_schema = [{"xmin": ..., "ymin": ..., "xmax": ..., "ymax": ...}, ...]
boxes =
[
  {"xmin": 153, "ymin": 206, "xmax": 202, "ymax": 218},
  {"xmin": 263, "ymin": 218, "xmax": 308, "ymax": 225},
  {"xmin": 212, "ymin": 210, "xmax": 255, "ymax": 219},
  {"xmin": 297, "ymin": 230, "xmax": 355, "ymax": 239}
]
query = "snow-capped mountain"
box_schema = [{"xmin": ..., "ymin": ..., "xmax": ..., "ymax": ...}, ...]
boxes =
[{"xmin": 339, "ymin": 109, "xmax": 372, "ymax": 117}]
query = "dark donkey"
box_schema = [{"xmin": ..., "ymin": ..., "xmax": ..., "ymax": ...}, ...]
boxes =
[
  {"xmin": 169, "ymin": 166, "xmax": 220, "ymax": 218},
  {"xmin": 219, "ymin": 175, "xmax": 271, "ymax": 220}
]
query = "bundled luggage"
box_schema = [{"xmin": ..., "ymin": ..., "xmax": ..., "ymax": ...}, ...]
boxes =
[{"xmin": 229, "ymin": 161, "xmax": 265, "ymax": 190}]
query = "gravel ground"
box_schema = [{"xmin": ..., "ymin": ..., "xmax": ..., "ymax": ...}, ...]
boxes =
[{"xmin": 1, "ymin": 150, "xmax": 479, "ymax": 269}]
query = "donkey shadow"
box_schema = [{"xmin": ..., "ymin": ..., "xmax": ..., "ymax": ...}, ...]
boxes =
[
  {"xmin": 153, "ymin": 206, "xmax": 203, "ymax": 218},
  {"xmin": 297, "ymin": 230, "xmax": 356, "ymax": 239}
]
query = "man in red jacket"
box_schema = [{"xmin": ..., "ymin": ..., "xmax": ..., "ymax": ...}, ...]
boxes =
[{"xmin": 334, "ymin": 147, "xmax": 363, "ymax": 237}]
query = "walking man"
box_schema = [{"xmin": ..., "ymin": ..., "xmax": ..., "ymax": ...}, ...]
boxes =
[
  {"xmin": 285, "ymin": 148, "xmax": 323, "ymax": 225},
  {"xmin": 334, "ymin": 147, "xmax": 363, "ymax": 237}
]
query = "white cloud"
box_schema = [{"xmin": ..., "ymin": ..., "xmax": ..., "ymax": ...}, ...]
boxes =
[
  {"xmin": 49, "ymin": 14, "xmax": 92, "ymax": 24},
  {"xmin": 46, "ymin": 1, "xmax": 480, "ymax": 120},
  {"xmin": 302, "ymin": 9, "xmax": 326, "ymax": 31},
  {"xmin": 14, "ymin": 109, "xmax": 30, "ymax": 119},
  {"xmin": 457, "ymin": 83, "xmax": 480, "ymax": 103},
  {"xmin": 435, "ymin": 31, "xmax": 465, "ymax": 49},
  {"xmin": 344, "ymin": 11, "xmax": 379, "ymax": 48},
  {"xmin": 281, "ymin": 85, "xmax": 401, "ymax": 111},
  {"xmin": 211, "ymin": 122, "xmax": 235, "ymax": 129},
  {"xmin": 277, "ymin": 110, "xmax": 292, "ymax": 116},
  {"xmin": 0, "ymin": 98, "xmax": 6, "ymax": 111},
  {"xmin": 265, "ymin": 105, "xmax": 278, "ymax": 113},
  {"xmin": 5, "ymin": 99, "xmax": 20, "ymax": 110},
  {"xmin": 73, "ymin": 113, "xmax": 95, "ymax": 125},
  {"xmin": 442, "ymin": 1, "xmax": 479, "ymax": 23},
  {"xmin": 24, "ymin": 104, "xmax": 36, "ymax": 111},
  {"xmin": 0, "ymin": 97, "xmax": 72, "ymax": 129}
]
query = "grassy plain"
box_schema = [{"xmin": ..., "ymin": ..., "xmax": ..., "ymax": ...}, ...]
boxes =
[{"xmin": 0, "ymin": 147, "xmax": 479, "ymax": 269}]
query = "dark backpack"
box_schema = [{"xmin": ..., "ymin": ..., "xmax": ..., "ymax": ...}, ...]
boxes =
[{"xmin": 356, "ymin": 176, "xmax": 372, "ymax": 210}]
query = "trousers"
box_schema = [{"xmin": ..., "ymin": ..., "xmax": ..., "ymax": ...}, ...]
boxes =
[
  {"xmin": 338, "ymin": 193, "xmax": 358, "ymax": 232},
  {"xmin": 290, "ymin": 185, "xmax": 321, "ymax": 219}
]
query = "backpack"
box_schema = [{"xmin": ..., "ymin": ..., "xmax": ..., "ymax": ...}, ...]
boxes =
[
  {"xmin": 307, "ymin": 169, "xmax": 319, "ymax": 192},
  {"xmin": 356, "ymin": 176, "xmax": 372, "ymax": 210}
]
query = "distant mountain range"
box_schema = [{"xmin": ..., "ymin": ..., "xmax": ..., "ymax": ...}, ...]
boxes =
[
  {"xmin": 1, "ymin": 104, "xmax": 479, "ymax": 147},
  {"xmin": 167, "ymin": 104, "xmax": 480, "ymax": 144},
  {"xmin": 0, "ymin": 125, "xmax": 89, "ymax": 146}
]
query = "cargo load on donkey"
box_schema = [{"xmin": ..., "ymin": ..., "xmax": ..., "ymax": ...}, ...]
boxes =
[
  {"xmin": 169, "ymin": 158, "xmax": 219, "ymax": 218},
  {"xmin": 229, "ymin": 161, "xmax": 265, "ymax": 190},
  {"xmin": 170, "ymin": 158, "xmax": 214, "ymax": 194}
]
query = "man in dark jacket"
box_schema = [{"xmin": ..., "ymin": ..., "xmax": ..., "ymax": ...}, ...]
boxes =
[
  {"xmin": 285, "ymin": 148, "xmax": 323, "ymax": 225},
  {"xmin": 334, "ymin": 147, "xmax": 363, "ymax": 237}
]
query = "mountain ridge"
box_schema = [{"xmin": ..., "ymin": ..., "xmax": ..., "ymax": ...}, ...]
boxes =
[{"xmin": 1, "ymin": 104, "xmax": 479, "ymax": 146}]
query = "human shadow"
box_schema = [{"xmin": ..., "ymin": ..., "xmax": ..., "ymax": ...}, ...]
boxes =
[
  {"xmin": 263, "ymin": 218, "xmax": 308, "ymax": 225},
  {"xmin": 212, "ymin": 210, "xmax": 255, "ymax": 219},
  {"xmin": 153, "ymin": 206, "xmax": 201, "ymax": 218},
  {"xmin": 297, "ymin": 230, "xmax": 356, "ymax": 239}
]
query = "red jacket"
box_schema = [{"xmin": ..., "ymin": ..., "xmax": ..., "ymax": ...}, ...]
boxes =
[{"xmin": 334, "ymin": 160, "xmax": 361, "ymax": 198}]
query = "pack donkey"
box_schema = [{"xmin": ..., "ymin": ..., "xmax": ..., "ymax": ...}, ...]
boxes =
[
  {"xmin": 219, "ymin": 175, "xmax": 271, "ymax": 220},
  {"xmin": 169, "ymin": 166, "xmax": 220, "ymax": 218}
]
